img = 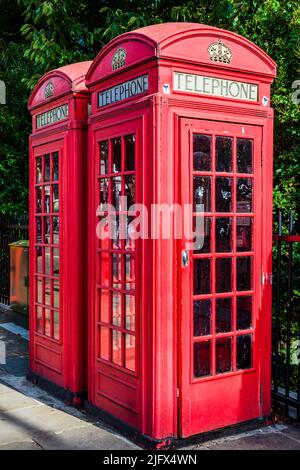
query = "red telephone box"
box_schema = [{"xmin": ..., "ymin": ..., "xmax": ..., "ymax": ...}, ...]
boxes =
[
  {"xmin": 28, "ymin": 62, "xmax": 91, "ymax": 403},
  {"xmin": 86, "ymin": 23, "xmax": 276, "ymax": 446}
]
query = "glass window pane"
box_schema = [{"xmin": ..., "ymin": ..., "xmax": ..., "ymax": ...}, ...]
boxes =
[
  {"xmin": 237, "ymin": 217, "xmax": 252, "ymax": 252},
  {"xmin": 112, "ymin": 176, "xmax": 121, "ymax": 211},
  {"xmin": 216, "ymin": 136, "xmax": 232, "ymax": 172},
  {"xmin": 100, "ymin": 326, "xmax": 109, "ymax": 360},
  {"xmin": 125, "ymin": 255, "xmax": 135, "ymax": 290},
  {"xmin": 125, "ymin": 216, "xmax": 136, "ymax": 251},
  {"xmin": 45, "ymin": 247, "xmax": 51, "ymax": 275},
  {"xmin": 125, "ymin": 334, "xmax": 135, "ymax": 371},
  {"xmin": 112, "ymin": 137, "xmax": 121, "ymax": 173},
  {"xmin": 216, "ymin": 177, "xmax": 232, "ymax": 212},
  {"xmin": 216, "ymin": 337, "xmax": 232, "ymax": 374},
  {"xmin": 53, "ymin": 248, "xmax": 59, "ymax": 276},
  {"xmin": 36, "ymin": 186, "xmax": 42, "ymax": 213},
  {"xmin": 44, "ymin": 154, "xmax": 50, "ymax": 182},
  {"xmin": 44, "ymin": 216, "xmax": 51, "ymax": 244},
  {"xmin": 112, "ymin": 215, "xmax": 121, "ymax": 250},
  {"xmin": 36, "ymin": 216, "xmax": 42, "ymax": 243},
  {"xmin": 100, "ymin": 290, "xmax": 109, "ymax": 323},
  {"xmin": 216, "ymin": 217, "xmax": 232, "ymax": 252},
  {"xmin": 193, "ymin": 134, "xmax": 211, "ymax": 171},
  {"xmin": 53, "ymin": 311, "xmax": 59, "ymax": 340},
  {"xmin": 100, "ymin": 178, "xmax": 109, "ymax": 211},
  {"xmin": 194, "ymin": 258, "xmax": 211, "ymax": 295},
  {"xmin": 36, "ymin": 306, "xmax": 43, "ymax": 333},
  {"xmin": 37, "ymin": 277, "xmax": 43, "ymax": 304},
  {"xmin": 36, "ymin": 157, "xmax": 42, "ymax": 183},
  {"xmin": 237, "ymin": 256, "xmax": 252, "ymax": 291},
  {"xmin": 52, "ymin": 152, "xmax": 59, "ymax": 181},
  {"xmin": 237, "ymin": 139, "xmax": 253, "ymax": 174},
  {"xmin": 112, "ymin": 292, "xmax": 122, "ymax": 327},
  {"xmin": 44, "ymin": 309, "xmax": 51, "ymax": 336},
  {"xmin": 193, "ymin": 299, "xmax": 211, "ymax": 337},
  {"xmin": 53, "ymin": 185, "xmax": 59, "ymax": 213},
  {"xmin": 36, "ymin": 247, "xmax": 43, "ymax": 273},
  {"xmin": 112, "ymin": 330, "xmax": 122, "ymax": 365},
  {"xmin": 100, "ymin": 252, "xmax": 110, "ymax": 286},
  {"xmin": 237, "ymin": 178, "xmax": 252, "ymax": 213},
  {"xmin": 44, "ymin": 186, "xmax": 51, "ymax": 213},
  {"xmin": 237, "ymin": 334, "xmax": 252, "ymax": 369},
  {"xmin": 124, "ymin": 134, "xmax": 135, "ymax": 171},
  {"xmin": 53, "ymin": 216, "xmax": 59, "ymax": 244},
  {"xmin": 100, "ymin": 141, "xmax": 109, "ymax": 175},
  {"xmin": 45, "ymin": 277, "xmax": 51, "ymax": 306},
  {"xmin": 112, "ymin": 253, "xmax": 122, "ymax": 289},
  {"xmin": 237, "ymin": 296, "xmax": 252, "ymax": 330},
  {"xmin": 216, "ymin": 298, "xmax": 232, "ymax": 333},
  {"xmin": 193, "ymin": 217, "xmax": 211, "ymax": 254},
  {"xmin": 216, "ymin": 258, "xmax": 232, "ymax": 293},
  {"xmin": 194, "ymin": 341, "xmax": 211, "ymax": 377},
  {"xmin": 125, "ymin": 175, "xmax": 135, "ymax": 209},
  {"xmin": 125, "ymin": 295, "xmax": 135, "ymax": 332},
  {"xmin": 53, "ymin": 279, "xmax": 59, "ymax": 309},
  {"xmin": 194, "ymin": 176, "xmax": 211, "ymax": 212}
]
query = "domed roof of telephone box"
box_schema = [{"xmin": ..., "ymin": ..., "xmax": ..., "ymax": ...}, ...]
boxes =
[
  {"xmin": 86, "ymin": 22, "xmax": 276, "ymax": 86},
  {"xmin": 28, "ymin": 61, "xmax": 92, "ymax": 110}
]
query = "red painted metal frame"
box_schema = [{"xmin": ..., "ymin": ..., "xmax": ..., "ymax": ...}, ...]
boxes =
[
  {"xmin": 86, "ymin": 22, "xmax": 276, "ymax": 441},
  {"xmin": 28, "ymin": 62, "xmax": 91, "ymax": 397}
]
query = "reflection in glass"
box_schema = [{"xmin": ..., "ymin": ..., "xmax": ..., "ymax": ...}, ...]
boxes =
[
  {"xmin": 45, "ymin": 247, "xmax": 51, "ymax": 275},
  {"xmin": 237, "ymin": 334, "xmax": 252, "ymax": 369},
  {"xmin": 112, "ymin": 253, "xmax": 122, "ymax": 288},
  {"xmin": 53, "ymin": 248, "xmax": 59, "ymax": 276},
  {"xmin": 53, "ymin": 216, "xmax": 59, "ymax": 244},
  {"xmin": 194, "ymin": 258, "xmax": 211, "ymax": 294},
  {"xmin": 125, "ymin": 134, "xmax": 135, "ymax": 171},
  {"xmin": 194, "ymin": 341, "xmax": 211, "ymax": 377},
  {"xmin": 216, "ymin": 217, "xmax": 232, "ymax": 252},
  {"xmin": 112, "ymin": 292, "xmax": 122, "ymax": 327},
  {"xmin": 36, "ymin": 247, "xmax": 42, "ymax": 273},
  {"xmin": 125, "ymin": 255, "xmax": 135, "ymax": 290},
  {"xmin": 237, "ymin": 139, "xmax": 253, "ymax": 174},
  {"xmin": 44, "ymin": 309, "xmax": 51, "ymax": 336},
  {"xmin": 237, "ymin": 217, "xmax": 252, "ymax": 252},
  {"xmin": 193, "ymin": 217, "xmax": 211, "ymax": 253},
  {"xmin": 53, "ymin": 279, "xmax": 59, "ymax": 309},
  {"xmin": 216, "ymin": 337, "xmax": 232, "ymax": 374},
  {"xmin": 112, "ymin": 137, "xmax": 122, "ymax": 173},
  {"xmin": 100, "ymin": 140, "xmax": 109, "ymax": 175},
  {"xmin": 112, "ymin": 215, "xmax": 121, "ymax": 249},
  {"xmin": 216, "ymin": 298, "xmax": 232, "ymax": 333},
  {"xmin": 44, "ymin": 216, "xmax": 51, "ymax": 244},
  {"xmin": 193, "ymin": 134, "xmax": 211, "ymax": 171},
  {"xmin": 125, "ymin": 216, "xmax": 136, "ymax": 251},
  {"xmin": 100, "ymin": 326, "xmax": 109, "ymax": 360},
  {"xmin": 36, "ymin": 186, "xmax": 42, "ymax": 213},
  {"xmin": 216, "ymin": 177, "xmax": 232, "ymax": 212},
  {"xmin": 125, "ymin": 295, "xmax": 135, "ymax": 331},
  {"xmin": 52, "ymin": 152, "xmax": 59, "ymax": 180},
  {"xmin": 36, "ymin": 306, "xmax": 43, "ymax": 333},
  {"xmin": 44, "ymin": 154, "xmax": 50, "ymax": 181},
  {"xmin": 216, "ymin": 136, "xmax": 232, "ymax": 172},
  {"xmin": 237, "ymin": 257, "xmax": 252, "ymax": 291},
  {"xmin": 36, "ymin": 157, "xmax": 42, "ymax": 183},
  {"xmin": 45, "ymin": 277, "xmax": 51, "ymax": 305},
  {"xmin": 216, "ymin": 258, "xmax": 232, "ymax": 293},
  {"xmin": 125, "ymin": 334, "xmax": 135, "ymax": 371},
  {"xmin": 44, "ymin": 186, "xmax": 51, "ymax": 213},
  {"xmin": 112, "ymin": 177, "xmax": 122, "ymax": 211},
  {"xmin": 237, "ymin": 296, "xmax": 252, "ymax": 330},
  {"xmin": 100, "ymin": 290, "xmax": 109, "ymax": 323},
  {"xmin": 193, "ymin": 299, "xmax": 211, "ymax": 336},
  {"xmin": 237, "ymin": 178, "xmax": 252, "ymax": 213},
  {"xmin": 112, "ymin": 330, "xmax": 122, "ymax": 365},
  {"xmin": 194, "ymin": 176, "xmax": 211, "ymax": 212},
  {"xmin": 100, "ymin": 252, "xmax": 110, "ymax": 286},
  {"xmin": 125, "ymin": 175, "xmax": 135, "ymax": 209},
  {"xmin": 36, "ymin": 216, "xmax": 42, "ymax": 243},
  {"xmin": 37, "ymin": 277, "xmax": 43, "ymax": 304},
  {"xmin": 53, "ymin": 185, "xmax": 59, "ymax": 213},
  {"xmin": 53, "ymin": 311, "xmax": 59, "ymax": 340},
  {"xmin": 100, "ymin": 178, "xmax": 109, "ymax": 211}
]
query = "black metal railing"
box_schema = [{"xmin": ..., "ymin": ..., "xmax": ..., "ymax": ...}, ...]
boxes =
[
  {"xmin": 0, "ymin": 214, "xmax": 28, "ymax": 305},
  {"xmin": 272, "ymin": 210, "xmax": 300, "ymax": 421}
]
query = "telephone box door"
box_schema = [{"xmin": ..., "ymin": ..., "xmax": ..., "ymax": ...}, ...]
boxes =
[{"xmin": 179, "ymin": 118, "xmax": 263, "ymax": 437}]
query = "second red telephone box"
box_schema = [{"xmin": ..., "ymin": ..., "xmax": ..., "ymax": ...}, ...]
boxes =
[{"xmin": 28, "ymin": 62, "xmax": 91, "ymax": 403}]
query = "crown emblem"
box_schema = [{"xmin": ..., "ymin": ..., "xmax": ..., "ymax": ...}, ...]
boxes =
[
  {"xmin": 44, "ymin": 80, "xmax": 54, "ymax": 98},
  {"xmin": 208, "ymin": 39, "xmax": 232, "ymax": 64},
  {"xmin": 112, "ymin": 48, "xmax": 127, "ymax": 71}
]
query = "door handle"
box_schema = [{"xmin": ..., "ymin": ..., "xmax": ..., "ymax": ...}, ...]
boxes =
[{"xmin": 181, "ymin": 250, "xmax": 189, "ymax": 268}]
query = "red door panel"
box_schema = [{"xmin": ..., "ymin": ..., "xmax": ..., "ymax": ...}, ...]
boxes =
[{"xmin": 179, "ymin": 118, "xmax": 262, "ymax": 437}]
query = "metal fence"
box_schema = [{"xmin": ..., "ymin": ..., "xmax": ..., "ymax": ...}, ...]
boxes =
[
  {"xmin": 0, "ymin": 214, "xmax": 28, "ymax": 305},
  {"xmin": 273, "ymin": 210, "xmax": 300, "ymax": 420}
]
